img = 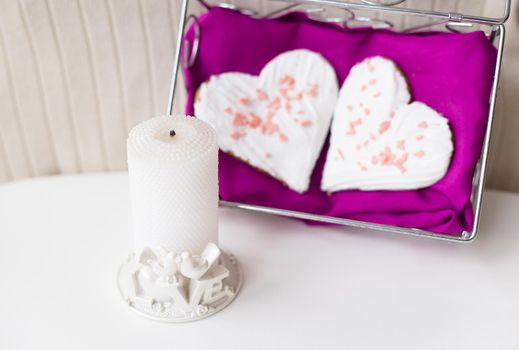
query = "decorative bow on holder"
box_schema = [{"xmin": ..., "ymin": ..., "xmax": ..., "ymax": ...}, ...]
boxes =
[{"xmin": 117, "ymin": 243, "xmax": 241, "ymax": 322}]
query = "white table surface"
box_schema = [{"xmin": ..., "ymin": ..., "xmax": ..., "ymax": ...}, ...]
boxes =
[{"xmin": 1, "ymin": 173, "xmax": 518, "ymax": 349}]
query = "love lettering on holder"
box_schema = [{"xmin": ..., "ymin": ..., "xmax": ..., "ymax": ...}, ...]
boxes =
[{"xmin": 118, "ymin": 243, "xmax": 241, "ymax": 322}]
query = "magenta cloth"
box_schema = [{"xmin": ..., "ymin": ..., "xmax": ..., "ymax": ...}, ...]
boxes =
[{"xmin": 182, "ymin": 8, "xmax": 497, "ymax": 235}]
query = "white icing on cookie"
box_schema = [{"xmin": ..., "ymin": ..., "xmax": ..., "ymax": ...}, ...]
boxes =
[
  {"xmin": 321, "ymin": 56, "xmax": 453, "ymax": 192},
  {"xmin": 195, "ymin": 49, "xmax": 339, "ymax": 193}
]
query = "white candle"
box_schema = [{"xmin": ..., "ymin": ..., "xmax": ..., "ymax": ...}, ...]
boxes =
[{"xmin": 127, "ymin": 115, "xmax": 218, "ymax": 255}]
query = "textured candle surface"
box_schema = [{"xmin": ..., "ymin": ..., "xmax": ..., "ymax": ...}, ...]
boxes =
[{"xmin": 127, "ymin": 115, "xmax": 218, "ymax": 255}]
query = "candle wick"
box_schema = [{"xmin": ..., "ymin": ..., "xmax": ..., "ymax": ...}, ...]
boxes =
[{"xmin": 170, "ymin": 129, "xmax": 176, "ymax": 137}]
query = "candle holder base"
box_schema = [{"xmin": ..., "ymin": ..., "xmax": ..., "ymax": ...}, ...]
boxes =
[{"xmin": 117, "ymin": 243, "xmax": 242, "ymax": 323}]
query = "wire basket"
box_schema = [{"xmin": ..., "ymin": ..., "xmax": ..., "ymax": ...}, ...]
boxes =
[{"xmin": 167, "ymin": 0, "xmax": 510, "ymax": 242}]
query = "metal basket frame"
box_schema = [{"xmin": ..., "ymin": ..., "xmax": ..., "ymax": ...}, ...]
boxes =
[{"xmin": 167, "ymin": 0, "xmax": 508, "ymax": 242}]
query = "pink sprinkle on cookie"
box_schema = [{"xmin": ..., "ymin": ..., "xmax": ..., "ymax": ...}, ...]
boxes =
[
  {"xmin": 364, "ymin": 108, "xmax": 371, "ymax": 116},
  {"xmin": 416, "ymin": 135, "xmax": 424, "ymax": 141},
  {"xmin": 361, "ymin": 85, "xmax": 367, "ymax": 92},
  {"xmin": 256, "ymin": 89, "xmax": 267, "ymax": 101},
  {"xmin": 390, "ymin": 111, "xmax": 395, "ymax": 119},
  {"xmin": 230, "ymin": 131, "xmax": 245, "ymax": 140},
  {"xmin": 418, "ymin": 121, "xmax": 428, "ymax": 129},
  {"xmin": 238, "ymin": 97, "xmax": 251, "ymax": 105},
  {"xmin": 232, "ymin": 112, "xmax": 248, "ymax": 126},
  {"xmin": 261, "ymin": 121, "xmax": 278, "ymax": 135},
  {"xmin": 346, "ymin": 118, "xmax": 362, "ymax": 135},
  {"xmin": 357, "ymin": 162, "xmax": 367, "ymax": 172},
  {"xmin": 268, "ymin": 97, "xmax": 281, "ymax": 109},
  {"xmin": 356, "ymin": 144, "xmax": 362, "ymax": 151},
  {"xmin": 297, "ymin": 109, "xmax": 305, "ymax": 115},
  {"xmin": 371, "ymin": 146, "xmax": 409, "ymax": 173},
  {"xmin": 369, "ymin": 79, "xmax": 377, "ymax": 85},
  {"xmin": 379, "ymin": 147, "xmax": 395, "ymax": 165},
  {"xmin": 248, "ymin": 113, "xmax": 261, "ymax": 128},
  {"xmin": 396, "ymin": 139, "xmax": 405, "ymax": 150},
  {"xmin": 414, "ymin": 150, "xmax": 425, "ymax": 158},
  {"xmin": 373, "ymin": 92, "xmax": 381, "ymax": 98},
  {"xmin": 284, "ymin": 102, "xmax": 291, "ymax": 113},
  {"xmin": 394, "ymin": 153, "xmax": 408, "ymax": 173},
  {"xmin": 224, "ymin": 107, "xmax": 233, "ymax": 115},
  {"xmin": 279, "ymin": 74, "xmax": 295, "ymax": 88},
  {"xmin": 279, "ymin": 133, "xmax": 289, "ymax": 142},
  {"xmin": 307, "ymin": 84, "xmax": 318, "ymax": 97},
  {"xmin": 265, "ymin": 152, "xmax": 271, "ymax": 159},
  {"xmin": 300, "ymin": 120, "xmax": 313, "ymax": 128},
  {"xmin": 346, "ymin": 105, "xmax": 354, "ymax": 112},
  {"xmin": 379, "ymin": 121, "xmax": 390, "ymax": 134}
]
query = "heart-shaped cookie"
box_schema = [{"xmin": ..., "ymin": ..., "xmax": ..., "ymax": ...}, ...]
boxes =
[
  {"xmin": 321, "ymin": 56, "xmax": 453, "ymax": 192},
  {"xmin": 195, "ymin": 49, "xmax": 338, "ymax": 193}
]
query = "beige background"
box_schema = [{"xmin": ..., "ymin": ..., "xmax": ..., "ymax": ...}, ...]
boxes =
[{"xmin": 0, "ymin": 0, "xmax": 517, "ymax": 191}]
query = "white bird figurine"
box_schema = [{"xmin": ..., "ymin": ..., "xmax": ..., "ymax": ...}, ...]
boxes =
[{"xmin": 179, "ymin": 243, "xmax": 221, "ymax": 280}]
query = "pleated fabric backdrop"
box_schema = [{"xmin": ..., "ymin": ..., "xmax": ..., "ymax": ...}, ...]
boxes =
[{"xmin": 0, "ymin": 0, "xmax": 518, "ymax": 191}]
